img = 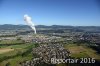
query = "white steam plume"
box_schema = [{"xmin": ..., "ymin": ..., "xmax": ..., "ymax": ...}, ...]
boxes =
[{"xmin": 24, "ymin": 14, "xmax": 36, "ymax": 34}]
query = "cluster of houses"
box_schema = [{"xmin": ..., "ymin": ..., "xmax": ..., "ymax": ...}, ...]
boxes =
[
  {"xmin": 19, "ymin": 34, "xmax": 62, "ymax": 44},
  {"xmin": 50, "ymin": 32, "xmax": 100, "ymax": 44},
  {"xmin": 20, "ymin": 44, "xmax": 70, "ymax": 66},
  {"xmin": 0, "ymin": 30, "xmax": 100, "ymax": 45},
  {"xmin": 0, "ymin": 30, "xmax": 17, "ymax": 36},
  {"xmin": 72, "ymin": 33, "xmax": 100, "ymax": 44},
  {"xmin": 0, "ymin": 37, "xmax": 17, "ymax": 41}
]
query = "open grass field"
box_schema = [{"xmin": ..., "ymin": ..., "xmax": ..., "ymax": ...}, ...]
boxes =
[
  {"xmin": 0, "ymin": 44, "xmax": 32, "ymax": 54},
  {"xmin": 0, "ymin": 54, "xmax": 33, "ymax": 66},
  {"xmin": 0, "ymin": 43, "xmax": 35, "ymax": 66},
  {"xmin": 64, "ymin": 44, "xmax": 100, "ymax": 59},
  {"xmin": 0, "ymin": 40, "xmax": 24, "ymax": 45},
  {"xmin": 0, "ymin": 48, "xmax": 14, "ymax": 54},
  {"xmin": 0, "ymin": 43, "xmax": 100, "ymax": 66}
]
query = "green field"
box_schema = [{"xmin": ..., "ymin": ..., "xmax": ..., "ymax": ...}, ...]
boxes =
[
  {"xmin": 0, "ymin": 43, "xmax": 35, "ymax": 66},
  {"xmin": 0, "ymin": 42, "xmax": 100, "ymax": 66},
  {"xmin": 0, "ymin": 40, "xmax": 24, "ymax": 45},
  {"xmin": 64, "ymin": 44, "xmax": 100, "ymax": 59}
]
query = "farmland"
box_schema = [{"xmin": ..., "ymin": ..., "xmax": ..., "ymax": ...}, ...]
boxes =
[
  {"xmin": 0, "ymin": 25, "xmax": 100, "ymax": 66},
  {"xmin": 64, "ymin": 44, "xmax": 100, "ymax": 59},
  {"xmin": 0, "ymin": 43, "xmax": 35, "ymax": 66}
]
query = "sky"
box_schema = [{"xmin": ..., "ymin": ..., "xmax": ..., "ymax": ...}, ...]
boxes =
[{"xmin": 0, "ymin": 0, "xmax": 100, "ymax": 26}]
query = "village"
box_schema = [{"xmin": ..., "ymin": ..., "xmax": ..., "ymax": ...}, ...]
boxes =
[
  {"xmin": 20, "ymin": 44, "xmax": 70, "ymax": 66},
  {"xmin": 0, "ymin": 25, "xmax": 100, "ymax": 66}
]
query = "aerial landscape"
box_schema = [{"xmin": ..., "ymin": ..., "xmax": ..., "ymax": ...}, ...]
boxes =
[{"xmin": 0, "ymin": 0, "xmax": 100, "ymax": 66}]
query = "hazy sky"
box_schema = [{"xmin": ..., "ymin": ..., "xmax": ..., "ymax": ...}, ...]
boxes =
[{"xmin": 0, "ymin": 0, "xmax": 100, "ymax": 26}]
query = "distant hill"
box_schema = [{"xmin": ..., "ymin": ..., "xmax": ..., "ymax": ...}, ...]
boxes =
[
  {"xmin": 0, "ymin": 24, "xmax": 29, "ymax": 30},
  {"xmin": 0, "ymin": 24, "xmax": 100, "ymax": 33}
]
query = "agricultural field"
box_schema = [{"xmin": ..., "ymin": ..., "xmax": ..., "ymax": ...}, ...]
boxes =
[
  {"xmin": 0, "ymin": 40, "xmax": 24, "ymax": 45},
  {"xmin": 64, "ymin": 44, "xmax": 100, "ymax": 59},
  {"xmin": 0, "ymin": 43, "xmax": 35, "ymax": 66},
  {"xmin": 0, "ymin": 43, "xmax": 100, "ymax": 66},
  {"xmin": 0, "ymin": 48, "xmax": 14, "ymax": 54}
]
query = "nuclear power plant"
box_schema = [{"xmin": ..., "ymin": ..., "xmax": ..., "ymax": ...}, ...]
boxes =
[{"xmin": 24, "ymin": 14, "xmax": 37, "ymax": 34}]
